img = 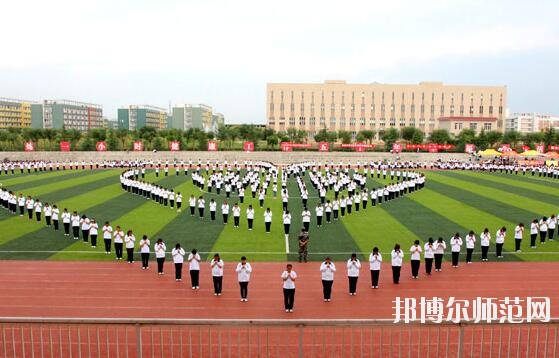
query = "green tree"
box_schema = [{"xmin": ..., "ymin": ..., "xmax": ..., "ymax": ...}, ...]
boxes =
[
  {"xmin": 337, "ymin": 130, "xmax": 352, "ymax": 144},
  {"xmin": 381, "ymin": 128, "xmax": 399, "ymax": 150},
  {"xmin": 502, "ymin": 130, "xmax": 522, "ymax": 147},
  {"xmin": 359, "ymin": 130, "xmax": 375, "ymax": 143},
  {"xmin": 429, "ymin": 129, "xmax": 451, "ymax": 144},
  {"xmin": 485, "ymin": 130, "xmax": 503, "ymax": 147}
]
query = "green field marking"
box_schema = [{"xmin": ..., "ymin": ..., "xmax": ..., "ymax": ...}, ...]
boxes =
[
  {"xmin": 428, "ymin": 171, "xmax": 558, "ymax": 217},
  {"xmin": 50, "ymin": 174, "xmax": 191, "ymax": 260},
  {"xmin": 0, "ymin": 169, "xmax": 82, "ymax": 188},
  {"xmin": 2, "ymin": 170, "xmax": 95, "ymax": 192},
  {"xmin": 442, "ymin": 171, "xmax": 559, "ymax": 205},
  {"xmin": 485, "ymin": 171, "xmax": 559, "ymax": 189}
]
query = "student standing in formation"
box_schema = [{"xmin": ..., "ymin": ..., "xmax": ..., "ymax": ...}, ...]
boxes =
[
  {"xmin": 325, "ymin": 200, "xmax": 332, "ymax": 224},
  {"xmin": 62, "ymin": 209, "xmax": 71, "ymax": 236},
  {"xmin": 530, "ymin": 219, "xmax": 539, "ymax": 248},
  {"xmin": 154, "ymin": 238, "xmax": 166, "ymax": 275},
  {"xmin": 89, "ymin": 219, "xmax": 98, "ymax": 248},
  {"xmin": 369, "ymin": 247, "xmax": 382, "ymax": 288},
  {"xmin": 434, "ymin": 237, "xmax": 446, "ymax": 271},
  {"xmin": 264, "ymin": 208, "xmax": 273, "ymax": 233},
  {"xmin": 539, "ymin": 217, "xmax": 548, "ymax": 244},
  {"xmin": 44, "ymin": 203, "xmax": 52, "ymax": 227},
  {"xmin": 302, "ymin": 208, "xmax": 311, "ymax": 232},
  {"xmin": 347, "ymin": 253, "xmax": 361, "ymax": 295},
  {"xmin": 320, "ymin": 257, "xmax": 336, "ymax": 302},
  {"xmin": 209, "ymin": 199, "xmax": 217, "ymax": 221},
  {"xmin": 25, "ymin": 196, "xmax": 34, "ymax": 220},
  {"xmin": 114, "ymin": 226, "xmax": 124, "ymax": 260},
  {"xmin": 188, "ymin": 249, "xmax": 201, "ymax": 289},
  {"xmin": 548, "ymin": 215, "xmax": 557, "ymax": 241},
  {"xmin": 102, "ymin": 222, "xmax": 113, "ymax": 254},
  {"xmin": 409, "ymin": 240, "xmax": 422, "ymax": 279},
  {"xmin": 211, "ymin": 254, "xmax": 224, "ymax": 296},
  {"xmin": 450, "ymin": 233, "xmax": 463, "ymax": 267},
  {"xmin": 391, "ymin": 244, "xmax": 403, "ymax": 284},
  {"xmin": 514, "ymin": 223, "xmax": 524, "ymax": 252},
  {"xmin": 176, "ymin": 192, "xmax": 182, "ymax": 213},
  {"xmin": 465, "ymin": 231, "xmax": 476, "ymax": 264},
  {"xmin": 315, "ymin": 204, "xmax": 323, "ymax": 228},
  {"xmin": 139, "ymin": 235, "xmax": 150, "ymax": 269},
  {"xmin": 480, "ymin": 228, "xmax": 491, "ymax": 261},
  {"xmin": 495, "ymin": 227, "xmax": 506, "ymax": 258},
  {"xmin": 424, "ymin": 238, "xmax": 434, "ymax": 275},
  {"xmin": 34, "ymin": 199, "xmax": 42, "ymax": 222},
  {"xmin": 232, "ymin": 203, "xmax": 241, "ymax": 228},
  {"xmin": 281, "ymin": 264, "xmax": 297, "ymax": 312},
  {"xmin": 246, "ymin": 205, "xmax": 255, "ymax": 231},
  {"xmin": 197, "ymin": 196, "xmax": 205, "ymax": 219},
  {"xmin": 172, "ymin": 243, "xmax": 186, "ymax": 282},
  {"xmin": 71, "ymin": 211, "xmax": 80, "ymax": 240},
  {"xmin": 221, "ymin": 201, "xmax": 229, "ymax": 224},
  {"xmin": 124, "ymin": 230, "xmax": 136, "ymax": 263},
  {"xmin": 283, "ymin": 210, "xmax": 291, "ymax": 239},
  {"xmin": 189, "ymin": 195, "xmax": 196, "ymax": 216},
  {"xmin": 80, "ymin": 215, "xmax": 91, "ymax": 243},
  {"xmin": 235, "ymin": 256, "xmax": 252, "ymax": 302},
  {"xmin": 52, "ymin": 205, "xmax": 59, "ymax": 231}
]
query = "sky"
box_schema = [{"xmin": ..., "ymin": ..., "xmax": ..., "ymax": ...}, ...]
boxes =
[{"xmin": 1, "ymin": 0, "xmax": 558, "ymax": 124}]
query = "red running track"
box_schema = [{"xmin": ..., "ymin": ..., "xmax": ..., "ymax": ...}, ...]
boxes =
[{"xmin": 0, "ymin": 260, "xmax": 558, "ymax": 319}]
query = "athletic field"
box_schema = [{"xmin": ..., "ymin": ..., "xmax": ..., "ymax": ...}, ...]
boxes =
[{"xmin": 0, "ymin": 168, "xmax": 557, "ymax": 262}]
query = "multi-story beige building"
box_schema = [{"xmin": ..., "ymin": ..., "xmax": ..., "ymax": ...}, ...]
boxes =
[
  {"xmin": 506, "ymin": 113, "xmax": 559, "ymax": 134},
  {"xmin": 267, "ymin": 80, "xmax": 507, "ymax": 139},
  {"xmin": 0, "ymin": 98, "xmax": 34, "ymax": 128}
]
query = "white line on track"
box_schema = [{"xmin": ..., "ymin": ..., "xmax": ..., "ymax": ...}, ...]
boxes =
[{"xmin": 1, "ymin": 250, "xmax": 558, "ymax": 255}]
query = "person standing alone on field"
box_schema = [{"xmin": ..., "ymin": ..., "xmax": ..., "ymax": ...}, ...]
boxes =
[
  {"xmin": 281, "ymin": 264, "xmax": 297, "ymax": 312},
  {"xmin": 320, "ymin": 257, "xmax": 336, "ymax": 302},
  {"xmin": 298, "ymin": 229, "xmax": 309, "ymax": 263}
]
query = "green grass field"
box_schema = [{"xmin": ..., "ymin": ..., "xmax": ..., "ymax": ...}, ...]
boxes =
[{"xmin": 0, "ymin": 168, "xmax": 557, "ymax": 262}]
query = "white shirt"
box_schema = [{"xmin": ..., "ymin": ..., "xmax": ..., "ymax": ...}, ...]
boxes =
[
  {"xmin": 172, "ymin": 248, "xmax": 186, "ymax": 263},
  {"xmin": 236, "ymin": 262, "xmax": 252, "ymax": 282},
  {"xmin": 188, "ymin": 253, "xmax": 201, "ymax": 270},
  {"xmin": 281, "ymin": 270, "xmax": 297, "ymax": 289},
  {"xmin": 71, "ymin": 215, "xmax": 80, "ymax": 227},
  {"xmin": 514, "ymin": 226, "xmax": 524, "ymax": 239},
  {"xmin": 434, "ymin": 241, "xmax": 446, "ymax": 254},
  {"xmin": 62, "ymin": 212, "xmax": 71, "ymax": 223},
  {"xmin": 391, "ymin": 250, "xmax": 403, "ymax": 266},
  {"xmin": 80, "ymin": 218, "xmax": 90, "ymax": 230},
  {"xmin": 539, "ymin": 220, "xmax": 548, "ymax": 232},
  {"xmin": 530, "ymin": 223, "xmax": 539, "ymax": 235},
  {"xmin": 465, "ymin": 234, "xmax": 476, "ymax": 249},
  {"xmin": 450, "ymin": 237, "xmax": 463, "ymax": 252},
  {"xmin": 114, "ymin": 230, "xmax": 124, "ymax": 243},
  {"xmin": 125, "ymin": 234, "xmax": 136, "ymax": 249},
  {"xmin": 102, "ymin": 225, "xmax": 113, "ymax": 239},
  {"xmin": 495, "ymin": 230, "xmax": 506, "ymax": 244},
  {"xmin": 52, "ymin": 208, "xmax": 59, "ymax": 220},
  {"xmin": 369, "ymin": 253, "xmax": 382, "ymax": 270},
  {"xmin": 139, "ymin": 238, "xmax": 150, "ymax": 253},
  {"xmin": 154, "ymin": 242, "xmax": 166, "ymax": 258},
  {"xmin": 319, "ymin": 262, "xmax": 336, "ymax": 281},
  {"xmin": 209, "ymin": 201, "xmax": 217, "ymax": 211},
  {"xmin": 347, "ymin": 259, "xmax": 361, "ymax": 277},
  {"xmin": 264, "ymin": 211, "xmax": 272, "ymax": 222},
  {"xmin": 246, "ymin": 209, "xmax": 254, "ymax": 219},
  {"xmin": 548, "ymin": 217, "xmax": 557, "ymax": 229},
  {"xmin": 283, "ymin": 213, "xmax": 291, "ymax": 224},
  {"xmin": 409, "ymin": 245, "xmax": 422, "ymax": 260},
  {"xmin": 480, "ymin": 233, "xmax": 491, "ymax": 246},
  {"xmin": 424, "ymin": 243, "xmax": 435, "ymax": 259},
  {"xmin": 89, "ymin": 222, "xmax": 98, "ymax": 236},
  {"xmin": 211, "ymin": 259, "xmax": 224, "ymax": 277}
]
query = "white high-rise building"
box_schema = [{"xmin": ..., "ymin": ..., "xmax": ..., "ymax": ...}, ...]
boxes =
[{"xmin": 506, "ymin": 113, "xmax": 559, "ymax": 133}]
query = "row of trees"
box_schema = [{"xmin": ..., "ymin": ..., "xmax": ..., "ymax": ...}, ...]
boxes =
[{"xmin": 0, "ymin": 126, "xmax": 557, "ymax": 152}]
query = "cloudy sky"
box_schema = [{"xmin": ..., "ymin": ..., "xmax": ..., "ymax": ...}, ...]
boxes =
[{"xmin": 1, "ymin": 0, "xmax": 558, "ymax": 123}]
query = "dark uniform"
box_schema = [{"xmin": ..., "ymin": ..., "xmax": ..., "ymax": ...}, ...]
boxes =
[{"xmin": 298, "ymin": 230, "xmax": 309, "ymax": 263}]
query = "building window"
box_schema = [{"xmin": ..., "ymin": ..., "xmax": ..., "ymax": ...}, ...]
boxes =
[
  {"xmin": 359, "ymin": 117, "xmax": 365, "ymax": 126},
  {"xmin": 479, "ymin": 106, "xmax": 483, "ymax": 114},
  {"xmin": 400, "ymin": 104, "xmax": 405, "ymax": 113},
  {"xmin": 489, "ymin": 106, "xmax": 493, "ymax": 115},
  {"xmin": 330, "ymin": 117, "xmax": 336, "ymax": 126},
  {"xmin": 484, "ymin": 123, "xmax": 492, "ymax": 130},
  {"xmin": 469, "ymin": 105, "xmax": 474, "ymax": 115},
  {"xmin": 469, "ymin": 123, "xmax": 477, "ymax": 130},
  {"xmin": 454, "ymin": 122, "xmax": 463, "ymax": 130},
  {"xmin": 349, "ymin": 117, "xmax": 356, "ymax": 126}
]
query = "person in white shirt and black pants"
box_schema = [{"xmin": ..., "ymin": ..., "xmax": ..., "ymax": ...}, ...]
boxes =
[
  {"xmin": 235, "ymin": 256, "xmax": 252, "ymax": 302},
  {"xmin": 530, "ymin": 219, "xmax": 539, "ymax": 248},
  {"xmin": 424, "ymin": 238, "xmax": 434, "ymax": 275},
  {"xmin": 514, "ymin": 223, "xmax": 524, "ymax": 252},
  {"xmin": 211, "ymin": 254, "xmax": 224, "ymax": 296},
  {"xmin": 347, "ymin": 253, "xmax": 361, "ymax": 295},
  {"xmin": 124, "ymin": 230, "xmax": 136, "ymax": 263},
  {"xmin": 188, "ymin": 249, "xmax": 201, "ymax": 289},
  {"xmin": 465, "ymin": 231, "xmax": 476, "ymax": 263},
  {"xmin": 480, "ymin": 228, "xmax": 491, "ymax": 261},
  {"xmin": 495, "ymin": 227, "xmax": 506, "ymax": 258},
  {"xmin": 281, "ymin": 264, "xmax": 297, "ymax": 312},
  {"xmin": 450, "ymin": 233, "xmax": 463, "ymax": 267},
  {"xmin": 391, "ymin": 244, "xmax": 403, "ymax": 284},
  {"xmin": 369, "ymin": 247, "xmax": 382, "ymax": 288},
  {"xmin": 320, "ymin": 257, "xmax": 336, "ymax": 302},
  {"xmin": 154, "ymin": 239, "xmax": 166, "ymax": 275},
  {"xmin": 434, "ymin": 237, "xmax": 446, "ymax": 271},
  {"xmin": 172, "ymin": 243, "xmax": 186, "ymax": 281},
  {"xmin": 409, "ymin": 240, "xmax": 422, "ymax": 279},
  {"xmin": 139, "ymin": 235, "xmax": 150, "ymax": 269}
]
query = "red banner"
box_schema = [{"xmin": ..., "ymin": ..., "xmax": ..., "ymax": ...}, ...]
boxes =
[
  {"xmin": 96, "ymin": 141, "xmax": 107, "ymax": 152},
  {"xmin": 24, "ymin": 141, "xmax": 35, "ymax": 152},
  {"xmin": 536, "ymin": 144, "xmax": 545, "ymax": 153},
  {"xmin": 207, "ymin": 140, "xmax": 218, "ymax": 151},
  {"xmin": 406, "ymin": 143, "xmax": 455, "ymax": 151},
  {"xmin": 465, "ymin": 143, "xmax": 476, "ymax": 153},
  {"xmin": 243, "ymin": 141, "xmax": 254, "ymax": 152},
  {"xmin": 133, "ymin": 141, "xmax": 143, "ymax": 151},
  {"xmin": 280, "ymin": 142, "xmax": 312, "ymax": 151},
  {"xmin": 318, "ymin": 142, "xmax": 330, "ymax": 152},
  {"xmin": 500, "ymin": 144, "xmax": 511, "ymax": 152},
  {"xmin": 340, "ymin": 143, "xmax": 375, "ymax": 152},
  {"xmin": 521, "ymin": 145, "xmax": 530, "ymax": 152},
  {"xmin": 60, "ymin": 141, "xmax": 70, "ymax": 152},
  {"xmin": 548, "ymin": 145, "xmax": 559, "ymax": 151},
  {"xmin": 169, "ymin": 141, "xmax": 180, "ymax": 151},
  {"xmin": 392, "ymin": 143, "xmax": 402, "ymax": 153}
]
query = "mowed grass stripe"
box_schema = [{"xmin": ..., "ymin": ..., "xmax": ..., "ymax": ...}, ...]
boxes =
[
  {"xmin": 51, "ymin": 173, "xmax": 191, "ymax": 260},
  {"xmin": 408, "ymin": 189, "xmax": 523, "ymax": 261},
  {"xmin": 485, "ymin": 171, "xmax": 559, "ymax": 189},
  {"xmin": 442, "ymin": 171, "xmax": 559, "ymax": 205},
  {"xmin": 4, "ymin": 170, "xmax": 95, "ymax": 192},
  {"xmin": 0, "ymin": 169, "xmax": 81, "ymax": 187},
  {"xmin": 428, "ymin": 172, "xmax": 557, "ymax": 216}
]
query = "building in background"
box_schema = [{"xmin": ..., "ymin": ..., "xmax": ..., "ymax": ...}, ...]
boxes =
[
  {"xmin": 438, "ymin": 117, "xmax": 498, "ymax": 136},
  {"xmin": 117, "ymin": 105, "xmax": 167, "ymax": 130},
  {"xmin": 169, "ymin": 104, "xmax": 223, "ymax": 132},
  {"xmin": 0, "ymin": 98, "xmax": 35, "ymax": 128},
  {"xmin": 103, "ymin": 118, "xmax": 118, "ymax": 129},
  {"xmin": 212, "ymin": 113, "xmax": 225, "ymax": 128},
  {"xmin": 266, "ymin": 80, "xmax": 507, "ymax": 139},
  {"xmin": 505, "ymin": 113, "xmax": 559, "ymax": 133},
  {"xmin": 31, "ymin": 100, "xmax": 103, "ymax": 131}
]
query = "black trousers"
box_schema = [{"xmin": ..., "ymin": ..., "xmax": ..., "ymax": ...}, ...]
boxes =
[
  {"xmin": 481, "ymin": 246, "xmax": 489, "ymax": 260},
  {"xmin": 114, "ymin": 243, "xmax": 123, "ymax": 258},
  {"xmin": 213, "ymin": 276, "xmax": 223, "ymax": 294},
  {"xmin": 496, "ymin": 243, "xmax": 503, "ymax": 257},
  {"xmin": 392, "ymin": 266, "xmax": 401, "ymax": 284},
  {"xmin": 82, "ymin": 229, "xmax": 89, "ymax": 242},
  {"xmin": 466, "ymin": 248, "xmax": 473, "ymax": 262},
  {"xmin": 27, "ymin": 209, "xmax": 33, "ymax": 219},
  {"xmin": 141, "ymin": 253, "xmax": 149, "ymax": 268},
  {"xmin": 190, "ymin": 270, "xmax": 200, "ymax": 287},
  {"xmin": 90, "ymin": 234, "xmax": 97, "ymax": 247},
  {"xmin": 531, "ymin": 234, "xmax": 537, "ymax": 247},
  {"xmin": 348, "ymin": 276, "xmax": 358, "ymax": 294},
  {"xmin": 549, "ymin": 228, "xmax": 555, "ymax": 241},
  {"xmin": 515, "ymin": 239, "xmax": 522, "ymax": 251},
  {"xmin": 283, "ymin": 288, "xmax": 295, "ymax": 309},
  {"xmin": 53, "ymin": 220, "xmax": 59, "ymax": 230},
  {"xmin": 104, "ymin": 239, "xmax": 111, "ymax": 252},
  {"xmin": 248, "ymin": 219, "xmax": 253, "ymax": 230},
  {"xmin": 265, "ymin": 222, "xmax": 271, "ymax": 232},
  {"xmin": 333, "ymin": 210, "xmax": 339, "ymax": 219},
  {"xmin": 317, "ymin": 216, "xmax": 322, "ymax": 226},
  {"xmin": 45, "ymin": 216, "xmax": 51, "ymax": 226},
  {"xmin": 370, "ymin": 270, "xmax": 380, "ymax": 287},
  {"xmin": 223, "ymin": 214, "xmax": 228, "ymax": 224},
  {"xmin": 234, "ymin": 216, "xmax": 240, "ymax": 227},
  {"xmin": 434, "ymin": 254, "xmax": 443, "ymax": 270},
  {"xmin": 64, "ymin": 223, "xmax": 70, "ymax": 234},
  {"xmin": 540, "ymin": 231, "xmax": 547, "ymax": 243},
  {"xmin": 303, "ymin": 222, "xmax": 309, "ymax": 232},
  {"xmin": 72, "ymin": 226, "xmax": 80, "ymax": 238},
  {"xmin": 210, "ymin": 211, "xmax": 216, "ymax": 221},
  {"xmin": 411, "ymin": 260, "xmax": 420, "ymax": 277},
  {"xmin": 326, "ymin": 212, "xmax": 331, "ymax": 223},
  {"xmin": 425, "ymin": 258, "xmax": 433, "ymax": 274},
  {"xmin": 35, "ymin": 212, "xmax": 41, "ymax": 221},
  {"xmin": 198, "ymin": 208, "xmax": 204, "ymax": 218},
  {"xmin": 284, "ymin": 223, "xmax": 290, "ymax": 235},
  {"xmin": 157, "ymin": 258, "xmax": 165, "ymax": 273},
  {"xmin": 239, "ymin": 281, "xmax": 249, "ymax": 299},
  {"xmin": 126, "ymin": 248, "xmax": 134, "ymax": 262},
  {"xmin": 175, "ymin": 263, "xmax": 183, "ymax": 280},
  {"xmin": 452, "ymin": 252, "xmax": 459, "ymax": 266},
  {"xmin": 322, "ymin": 280, "xmax": 333, "ymax": 299},
  {"xmin": 19, "ymin": 206, "xmax": 24, "ymax": 215},
  {"xmin": 190, "ymin": 206, "xmax": 195, "ymax": 215}
]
